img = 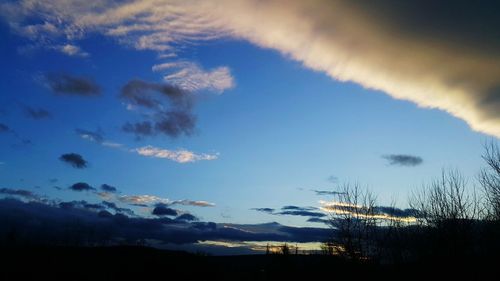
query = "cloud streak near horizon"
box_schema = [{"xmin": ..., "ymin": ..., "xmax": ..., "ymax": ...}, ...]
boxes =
[{"xmin": 1, "ymin": 0, "xmax": 499, "ymax": 137}]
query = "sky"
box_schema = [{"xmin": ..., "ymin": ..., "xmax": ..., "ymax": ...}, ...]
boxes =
[{"xmin": 0, "ymin": 0, "xmax": 499, "ymax": 254}]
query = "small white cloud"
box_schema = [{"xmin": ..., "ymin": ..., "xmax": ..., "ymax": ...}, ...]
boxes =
[
  {"xmin": 157, "ymin": 52, "xmax": 177, "ymax": 59},
  {"xmin": 171, "ymin": 199, "xmax": 216, "ymax": 207},
  {"xmin": 57, "ymin": 44, "xmax": 89, "ymax": 57},
  {"xmin": 133, "ymin": 145, "xmax": 218, "ymax": 163},
  {"xmin": 118, "ymin": 194, "xmax": 170, "ymax": 205},
  {"xmin": 101, "ymin": 141, "xmax": 123, "ymax": 148}
]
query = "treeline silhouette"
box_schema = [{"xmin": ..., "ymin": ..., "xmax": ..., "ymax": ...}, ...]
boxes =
[{"xmin": 322, "ymin": 142, "xmax": 500, "ymax": 268}]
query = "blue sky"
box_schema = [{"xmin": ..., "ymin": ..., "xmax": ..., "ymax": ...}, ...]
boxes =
[{"xmin": 0, "ymin": 0, "xmax": 497, "ymax": 234}]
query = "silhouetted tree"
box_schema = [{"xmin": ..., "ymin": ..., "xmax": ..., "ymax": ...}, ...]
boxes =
[
  {"xmin": 479, "ymin": 141, "xmax": 500, "ymax": 221},
  {"xmin": 327, "ymin": 183, "xmax": 378, "ymax": 261},
  {"xmin": 409, "ymin": 169, "xmax": 481, "ymax": 259},
  {"xmin": 280, "ymin": 243, "xmax": 290, "ymax": 255}
]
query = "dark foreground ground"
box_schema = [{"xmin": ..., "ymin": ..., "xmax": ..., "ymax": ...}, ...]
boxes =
[{"xmin": 1, "ymin": 246, "xmax": 497, "ymax": 280}]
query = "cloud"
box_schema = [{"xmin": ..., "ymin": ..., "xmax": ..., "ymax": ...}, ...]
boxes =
[
  {"xmin": 251, "ymin": 208, "xmax": 275, "ymax": 214},
  {"xmin": 59, "ymin": 200, "xmax": 105, "ymax": 211},
  {"xmin": 175, "ymin": 213, "xmax": 198, "ymax": 222},
  {"xmin": 3, "ymin": 0, "xmax": 499, "ymax": 136},
  {"xmin": 312, "ymin": 190, "xmax": 345, "ymax": 196},
  {"xmin": 277, "ymin": 206, "xmax": 326, "ymax": 218},
  {"xmin": 0, "ymin": 198, "xmax": 333, "ymax": 247},
  {"xmin": 153, "ymin": 61, "xmax": 234, "ymax": 93},
  {"xmin": 319, "ymin": 200, "xmax": 419, "ymax": 223},
  {"xmin": 44, "ymin": 73, "xmax": 100, "ymax": 96},
  {"xmin": 278, "ymin": 210, "xmax": 326, "ymax": 218},
  {"xmin": 133, "ymin": 145, "xmax": 218, "ymax": 163},
  {"xmin": 120, "ymin": 79, "xmax": 196, "ymax": 139},
  {"xmin": 59, "ymin": 153, "xmax": 88, "ymax": 169},
  {"xmin": 118, "ymin": 194, "xmax": 170, "ymax": 205},
  {"xmin": 76, "ymin": 129, "xmax": 124, "ymax": 149},
  {"xmin": 69, "ymin": 182, "xmax": 95, "ymax": 192},
  {"xmin": 22, "ymin": 105, "xmax": 52, "ymax": 120},
  {"xmin": 75, "ymin": 128, "xmax": 104, "ymax": 143},
  {"xmin": 0, "ymin": 188, "xmax": 39, "ymax": 200},
  {"xmin": 152, "ymin": 204, "xmax": 179, "ymax": 217},
  {"xmin": 101, "ymin": 200, "xmax": 134, "ymax": 215},
  {"xmin": 170, "ymin": 200, "xmax": 215, "ymax": 207},
  {"xmin": 252, "ymin": 205, "xmax": 326, "ymax": 219},
  {"xmin": 382, "ymin": 154, "xmax": 423, "ymax": 167},
  {"xmin": 55, "ymin": 44, "xmax": 89, "ymax": 57},
  {"xmin": 100, "ymin": 184, "xmax": 118, "ymax": 193},
  {"xmin": 74, "ymin": 126, "xmax": 211, "ymax": 164},
  {"xmin": 306, "ymin": 217, "xmax": 329, "ymax": 224}
]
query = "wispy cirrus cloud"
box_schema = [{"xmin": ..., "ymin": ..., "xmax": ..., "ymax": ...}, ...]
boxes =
[
  {"xmin": 2, "ymin": 0, "xmax": 499, "ymax": 136},
  {"xmin": 153, "ymin": 61, "xmax": 234, "ymax": 93},
  {"xmin": 76, "ymin": 127, "xmax": 215, "ymax": 164}
]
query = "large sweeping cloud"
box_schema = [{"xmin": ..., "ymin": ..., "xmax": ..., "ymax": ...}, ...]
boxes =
[{"xmin": 2, "ymin": 0, "xmax": 499, "ymax": 137}]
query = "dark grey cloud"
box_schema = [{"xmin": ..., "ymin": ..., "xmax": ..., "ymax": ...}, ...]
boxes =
[
  {"xmin": 252, "ymin": 205, "xmax": 326, "ymax": 219},
  {"xmin": 152, "ymin": 204, "xmax": 179, "ymax": 216},
  {"xmin": 59, "ymin": 200, "xmax": 104, "ymax": 211},
  {"xmin": 120, "ymin": 79, "xmax": 196, "ymax": 138},
  {"xmin": 22, "ymin": 105, "xmax": 52, "ymax": 120},
  {"xmin": 382, "ymin": 154, "xmax": 423, "ymax": 167},
  {"xmin": 69, "ymin": 182, "xmax": 95, "ymax": 192},
  {"xmin": 0, "ymin": 188, "xmax": 39, "ymax": 200},
  {"xmin": 75, "ymin": 128, "xmax": 104, "ymax": 143},
  {"xmin": 251, "ymin": 208, "xmax": 275, "ymax": 214},
  {"xmin": 175, "ymin": 213, "xmax": 198, "ymax": 222},
  {"xmin": 100, "ymin": 184, "xmax": 118, "ymax": 193},
  {"xmin": 45, "ymin": 73, "xmax": 101, "ymax": 96},
  {"xmin": 0, "ymin": 198, "xmax": 333, "ymax": 247},
  {"xmin": 59, "ymin": 153, "xmax": 88, "ymax": 169},
  {"xmin": 278, "ymin": 210, "xmax": 326, "ymax": 218},
  {"xmin": 307, "ymin": 217, "xmax": 329, "ymax": 224},
  {"xmin": 312, "ymin": 190, "xmax": 345, "ymax": 196},
  {"xmin": 373, "ymin": 206, "xmax": 423, "ymax": 219},
  {"xmin": 281, "ymin": 205, "xmax": 316, "ymax": 211},
  {"xmin": 101, "ymin": 201, "xmax": 134, "ymax": 215}
]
